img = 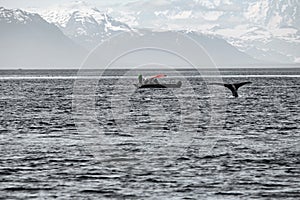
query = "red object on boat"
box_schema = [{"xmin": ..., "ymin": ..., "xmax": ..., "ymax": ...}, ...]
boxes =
[{"xmin": 149, "ymin": 74, "xmax": 167, "ymax": 79}]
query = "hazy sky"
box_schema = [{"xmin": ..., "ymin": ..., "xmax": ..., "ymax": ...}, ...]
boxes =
[{"xmin": 0, "ymin": 0, "xmax": 140, "ymax": 9}]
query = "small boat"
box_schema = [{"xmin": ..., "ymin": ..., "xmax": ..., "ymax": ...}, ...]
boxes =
[{"xmin": 135, "ymin": 81, "xmax": 182, "ymax": 89}]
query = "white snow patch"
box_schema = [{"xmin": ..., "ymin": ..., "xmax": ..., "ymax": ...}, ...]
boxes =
[
  {"xmin": 272, "ymin": 28, "xmax": 298, "ymax": 38},
  {"xmin": 169, "ymin": 11, "xmax": 192, "ymax": 19},
  {"xmin": 267, "ymin": 13, "xmax": 282, "ymax": 29},
  {"xmin": 294, "ymin": 57, "xmax": 300, "ymax": 63},
  {"xmin": 201, "ymin": 11, "xmax": 223, "ymax": 21}
]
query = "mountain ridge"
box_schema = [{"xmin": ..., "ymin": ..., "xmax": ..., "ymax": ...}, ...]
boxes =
[
  {"xmin": 107, "ymin": 0, "xmax": 300, "ymax": 64},
  {"xmin": 0, "ymin": 7, "xmax": 86, "ymax": 68},
  {"xmin": 0, "ymin": 6, "xmax": 267, "ymax": 68},
  {"xmin": 34, "ymin": 2, "xmax": 133, "ymax": 50}
]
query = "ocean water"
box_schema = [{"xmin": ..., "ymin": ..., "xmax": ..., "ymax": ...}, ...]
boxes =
[{"xmin": 0, "ymin": 68, "xmax": 299, "ymax": 199}]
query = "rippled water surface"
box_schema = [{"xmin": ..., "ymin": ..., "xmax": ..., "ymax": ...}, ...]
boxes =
[{"xmin": 0, "ymin": 69, "xmax": 300, "ymax": 199}]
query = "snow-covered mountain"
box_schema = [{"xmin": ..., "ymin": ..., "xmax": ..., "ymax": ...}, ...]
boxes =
[
  {"xmin": 0, "ymin": 7, "xmax": 86, "ymax": 68},
  {"xmin": 0, "ymin": 6, "xmax": 44, "ymax": 24},
  {"xmin": 108, "ymin": 0, "xmax": 300, "ymax": 64},
  {"xmin": 4, "ymin": 0, "xmax": 299, "ymax": 64},
  {"xmin": 24, "ymin": 1, "xmax": 262, "ymax": 66},
  {"xmin": 34, "ymin": 1, "xmax": 133, "ymax": 50},
  {"xmin": 0, "ymin": 6, "xmax": 260, "ymax": 68}
]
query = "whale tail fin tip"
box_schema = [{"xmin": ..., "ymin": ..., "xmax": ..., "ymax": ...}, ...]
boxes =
[
  {"xmin": 234, "ymin": 82, "xmax": 252, "ymax": 90},
  {"xmin": 208, "ymin": 81, "xmax": 252, "ymax": 97}
]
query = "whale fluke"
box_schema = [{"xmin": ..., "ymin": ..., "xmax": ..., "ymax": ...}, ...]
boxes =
[{"xmin": 208, "ymin": 81, "xmax": 252, "ymax": 97}]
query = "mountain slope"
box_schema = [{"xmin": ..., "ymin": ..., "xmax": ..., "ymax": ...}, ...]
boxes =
[
  {"xmin": 109, "ymin": 0, "xmax": 300, "ymax": 64},
  {"xmin": 186, "ymin": 32, "xmax": 258, "ymax": 66},
  {"xmin": 0, "ymin": 7, "xmax": 86, "ymax": 68},
  {"xmin": 81, "ymin": 29, "xmax": 260, "ymax": 68},
  {"xmin": 37, "ymin": 2, "xmax": 133, "ymax": 50},
  {"xmin": 33, "ymin": 2, "xmax": 260, "ymax": 66}
]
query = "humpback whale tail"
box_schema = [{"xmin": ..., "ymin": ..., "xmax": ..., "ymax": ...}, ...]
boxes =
[{"xmin": 208, "ymin": 81, "xmax": 252, "ymax": 97}]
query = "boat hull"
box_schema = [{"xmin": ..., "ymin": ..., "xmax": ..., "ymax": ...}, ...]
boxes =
[{"xmin": 138, "ymin": 83, "xmax": 181, "ymax": 89}]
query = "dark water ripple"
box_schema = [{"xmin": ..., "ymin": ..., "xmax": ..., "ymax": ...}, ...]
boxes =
[{"xmin": 0, "ymin": 70, "xmax": 300, "ymax": 199}]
